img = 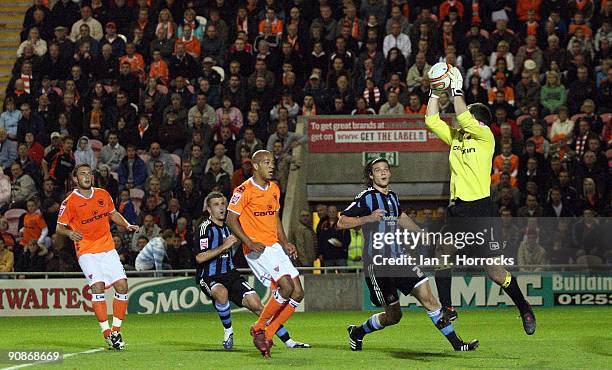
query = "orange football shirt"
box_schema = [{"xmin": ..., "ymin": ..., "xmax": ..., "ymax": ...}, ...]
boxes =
[
  {"xmin": 57, "ymin": 188, "xmax": 116, "ymax": 258},
  {"xmin": 20, "ymin": 212, "xmax": 47, "ymax": 247},
  {"xmin": 227, "ymin": 178, "xmax": 281, "ymax": 253}
]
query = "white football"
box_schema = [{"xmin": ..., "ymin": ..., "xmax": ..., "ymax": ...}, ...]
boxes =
[{"xmin": 428, "ymin": 62, "xmax": 453, "ymax": 91}]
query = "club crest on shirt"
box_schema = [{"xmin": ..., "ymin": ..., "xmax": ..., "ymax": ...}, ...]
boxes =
[
  {"xmin": 98, "ymin": 199, "xmax": 104, "ymax": 207},
  {"xmin": 200, "ymin": 238, "xmax": 208, "ymax": 250},
  {"xmin": 58, "ymin": 203, "xmax": 66, "ymax": 216},
  {"xmin": 230, "ymin": 192, "xmax": 241, "ymax": 205}
]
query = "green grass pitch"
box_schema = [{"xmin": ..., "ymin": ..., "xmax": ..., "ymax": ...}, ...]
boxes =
[{"xmin": 1, "ymin": 308, "xmax": 610, "ymax": 369}]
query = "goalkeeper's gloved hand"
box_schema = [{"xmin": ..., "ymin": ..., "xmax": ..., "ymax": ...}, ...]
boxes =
[{"xmin": 449, "ymin": 66, "xmax": 464, "ymax": 97}]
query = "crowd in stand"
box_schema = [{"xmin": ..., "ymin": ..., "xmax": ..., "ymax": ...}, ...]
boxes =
[{"xmin": 0, "ymin": 0, "xmax": 610, "ymax": 275}]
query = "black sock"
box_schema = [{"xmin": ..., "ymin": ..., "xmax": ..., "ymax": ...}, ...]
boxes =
[
  {"xmin": 435, "ymin": 268, "xmax": 453, "ymax": 308},
  {"xmin": 502, "ymin": 274, "xmax": 530, "ymax": 313},
  {"xmin": 276, "ymin": 326, "xmax": 290, "ymax": 342}
]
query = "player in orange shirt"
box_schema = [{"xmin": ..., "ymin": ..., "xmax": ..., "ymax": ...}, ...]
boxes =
[
  {"xmin": 226, "ymin": 150, "xmax": 302, "ymax": 358},
  {"xmin": 56, "ymin": 163, "xmax": 139, "ymax": 350}
]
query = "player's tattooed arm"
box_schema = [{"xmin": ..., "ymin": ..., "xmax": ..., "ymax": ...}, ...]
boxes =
[
  {"xmin": 336, "ymin": 209, "xmax": 385, "ymax": 230},
  {"xmin": 226, "ymin": 212, "xmax": 265, "ymax": 252}
]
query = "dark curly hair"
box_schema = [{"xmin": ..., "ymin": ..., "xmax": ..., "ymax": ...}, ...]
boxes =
[{"xmin": 363, "ymin": 157, "xmax": 389, "ymax": 187}]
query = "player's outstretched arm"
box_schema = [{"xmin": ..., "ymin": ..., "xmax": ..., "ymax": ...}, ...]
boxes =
[
  {"xmin": 425, "ymin": 75, "xmax": 454, "ymax": 145},
  {"xmin": 110, "ymin": 211, "xmax": 139, "ymax": 232},
  {"xmin": 448, "ymin": 66, "xmax": 468, "ymax": 115},
  {"xmin": 226, "ymin": 211, "xmax": 264, "ymax": 252},
  {"xmin": 336, "ymin": 209, "xmax": 383, "ymax": 230}
]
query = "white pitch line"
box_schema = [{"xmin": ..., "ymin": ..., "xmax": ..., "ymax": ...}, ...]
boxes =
[{"xmin": 1, "ymin": 347, "xmax": 105, "ymax": 370}]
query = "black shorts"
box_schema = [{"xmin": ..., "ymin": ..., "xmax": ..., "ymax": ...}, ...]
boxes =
[
  {"xmin": 197, "ymin": 270, "xmax": 255, "ymax": 307},
  {"xmin": 364, "ymin": 264, "xmax": 429, "ymax": 307},
  {"xmin": 446, "ymin": 197, "xmax": 502, "ymax": 258}
]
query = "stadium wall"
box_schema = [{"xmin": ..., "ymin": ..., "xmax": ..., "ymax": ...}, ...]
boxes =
[{"xmin": 1, "ymin": 272, "xmax": 609, "ymax": 316}]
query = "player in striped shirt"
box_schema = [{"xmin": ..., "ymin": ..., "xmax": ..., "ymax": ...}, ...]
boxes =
[
  {"xmin": 194, "ymin": 192, "xmax": 309, "ymax": 350},
  {"xmin": 339, "ymin": 158, "xmax": 478, "ymax": 352}
]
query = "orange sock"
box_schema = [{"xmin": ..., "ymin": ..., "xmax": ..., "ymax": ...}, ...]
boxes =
[
  {"xmin": 92, "ymin": 293, "xmax": 110, "ymax": 337},
  {"xmin": 253, "ymin": 290, "xmax": 287, "ymax": 332},
  {"xmin": 265, "ymin": 299, "xmax": 299, "ymax": 340},
  {"xmin": 111, "ymin": 293, "xmax": 128, "ymax": 332}
]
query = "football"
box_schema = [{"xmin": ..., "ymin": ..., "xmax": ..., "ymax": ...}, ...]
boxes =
[{"xmin": 428, "ymin": 62, "xmax": 453, "ymax": 91}]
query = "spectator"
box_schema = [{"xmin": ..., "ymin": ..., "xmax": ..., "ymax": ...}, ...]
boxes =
[
  {"xmin": 19, "ymin": 198, "xmax": 48, "ymax": 248},
  {"xmin": 117, "ymin": 189, "xmax": 138, "ymax": 225},
  {"xmin": 164, "ymin": 198, "xmax": 187, "ymax": 231},
  {"xmin": 43, "ymin": 136, "xmax": 74, "ymax": 190},
  {"xmin": 0, "ymin": 128, "xmax": 17, "ymax": 171},
  {"xmin": 9, "ymin": 162, "xmax": 37, "ymax": 209},
  {"xmin": 188, "ymin": 93, "xmax": 217, "ymax": 128},
  {"xmin": 17, "ymin": 103, "xmax": 46, "ymax": 145},
  {"xmin": 0, "ymin": 238, "xmax": 14, "ymax": 273},
  {"xmin": 567, "ymin": 66, "xmax": 595, "ymax": 114},
  {"xmin": 117, "ymin": 144, "xmax": 147, "ymax": 190},
  {"xmin": 517, "ymin": 194, "xmax": 544, "ymax": 217},
  {"xmin": 45, "ymin": 234, "xmax": 77, "ymax": 272},
  {"xmin": 0, "ymin": 169, "xmax": 11, "ymax": 210},
  {"xmin": 378, "ymin": 90, "xmax": 404, "ymax": 115},
  {"xmin": 166, "ymin": 230, "xmax": 192, "ymax": 269},
  {"xmin": 175, "ymin": 177, "xmax": 202, "ymax": 220},
  {"xmin": 383, "ymin": 21, "xmax": 411, "ymax": 59},
  {"xmin": 99, "ymin": 131, "xmax": 126, "ymax": 172},
  {"xmin": 517, "ymin": 228, "xmax": 548, "ymax": 271},
  {"xmin": 16, "ymin": 239, "xmax": 48, "ymax": 273},
  {"xmin": 316, "ymin": 205, "xmax": 350, "ymax": 267},
  {"xmin": 205, "ymin": 143, "xmax": 233, "ymax": 175},
  {"xmin": 130, "ymin": 213, "xmax": 161, "ymax": 253},
  {"xmin": 0, "ymin": 219, "xmax": 16, "ymax": 249},
  {"xmin": 265, "ymin": 121, "xmax": 307, "ymax": 155},
  {"xmin": 544, "ymin": 186, "xmax": 576, "ymax": 217},
  {"xmin": 18, "ymin": 27, "xmax": 48, "ymax": 58},
  {"xmin": 70, "ymin": 5, "xmax": 103, "ymax": 42},
  {"xmin": 144, "ymin": 142, "xmax": 173, "ymax": 177},
  {"xmin": 39, "ymin": 178, "xmax": 60, "ymax": 234},
  {"xmin": 135, "ymin": 229, "xmax": 173, "ymax": 277},
  {"xmin": 548, "ymin": 107, "xmax": 574, "ymax": 141},
  {"xmin": 0, "ymin": 99, "xmax": 21, "ymax": 140},
  {"xmin": 74, "ymin": 136, "xmax": 96, "ymax": 169},
  {"xmin": 231, "ymin": 158, "xmax": 253, "ymax": 191},
  {"xmin": 201, "ymin": 156, "xmax": 231, "ymax": 197},
  {"xmin": 158, "ymin": 113, "xmax": 186, "ymax": 156},
  {"xmin": 291, "ymin": 209, "xmax": 317, "ymax": 267},
  {"xmin": 94, "ymin": 164, "xmax": 119, "ymax": 201}
]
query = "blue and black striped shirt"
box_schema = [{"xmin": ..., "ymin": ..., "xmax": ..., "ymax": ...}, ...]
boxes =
[
  {"xmin": 193, "ymin": 219, "xmax": 235, "ymax": 278},
  {"xmin": 341, "ymin": 187, "xmax": 403, "ymax": 259}
]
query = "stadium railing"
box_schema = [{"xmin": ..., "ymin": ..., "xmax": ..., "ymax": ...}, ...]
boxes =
[{"xmin": 0, "ymin": 265, "xmax": 609, "ymax": 279}]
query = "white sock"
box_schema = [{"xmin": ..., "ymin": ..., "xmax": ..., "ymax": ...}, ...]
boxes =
[
  {"xmin": 224, "ymin": 327, "xmax": 233, "ymax": 341},
  {"xmin": 99, "ymin": 321, "xmax": 110, "ymax": 334},
  {"xmin": 284, "ymin": 339, "xmax": 297, "ymax": 347},
  {"xmin": 112, "ymin": 317, "xmax": 123, "ymax": 330}
]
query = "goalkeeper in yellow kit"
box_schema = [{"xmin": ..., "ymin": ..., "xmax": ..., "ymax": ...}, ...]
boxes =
[{"xmin": 424, "ymin": 66, "xmax": 536, "ymax": 335}]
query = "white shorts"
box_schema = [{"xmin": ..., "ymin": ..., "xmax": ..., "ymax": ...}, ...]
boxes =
[
  {"xmin": 78, "ymin": 249, "xmax": 127, "ymax": 289},
  {"xmin": 245, "ymin": 243, "xmax": 299, "ymax": 287}
]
